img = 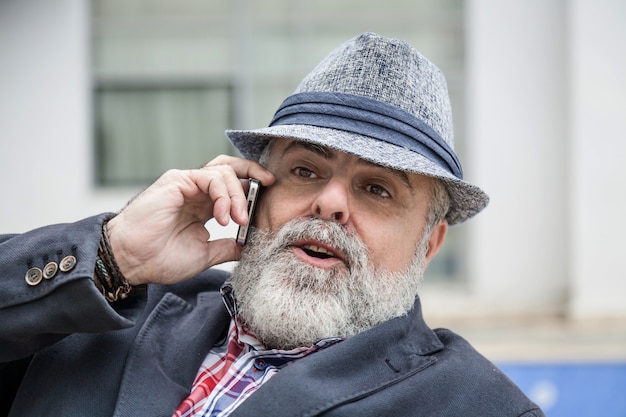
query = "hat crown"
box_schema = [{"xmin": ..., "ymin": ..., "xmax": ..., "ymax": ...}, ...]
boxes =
[{"xmin": 294, "ymin": 32, "xmax": 454, "ymax": 149}]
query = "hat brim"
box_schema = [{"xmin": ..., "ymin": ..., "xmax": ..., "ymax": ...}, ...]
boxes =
[{"xmin": 226, "ymin": 125, "xmax": 488, "ymax": 225}]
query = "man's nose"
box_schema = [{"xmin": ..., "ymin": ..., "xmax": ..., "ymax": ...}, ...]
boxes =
[{"xmin": 311, "ymin": 179, "xmax": 350, "ymax": 224}]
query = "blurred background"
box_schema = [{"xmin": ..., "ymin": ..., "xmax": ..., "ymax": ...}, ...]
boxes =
[{"xmin": 1, "ymin": 0, "xmax": 625, "ymax": 414}]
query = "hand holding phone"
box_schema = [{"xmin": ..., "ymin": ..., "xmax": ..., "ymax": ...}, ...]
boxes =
[{"xmin": 236, "ymin": 179, "xmax": 261, "ymax": 245}]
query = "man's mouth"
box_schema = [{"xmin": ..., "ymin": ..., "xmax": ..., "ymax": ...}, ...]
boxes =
[
  {"xmin": 301, "ymin": 244, "xmax": 335, "ymax": 259},
  {"xmin": 291, "ymin": 241, "xmax": 345, "ymax": 268}
]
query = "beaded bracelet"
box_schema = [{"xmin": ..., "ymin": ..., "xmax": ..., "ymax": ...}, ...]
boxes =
[{"xmin": 93, "ymin": 219, "xmax": 132, "ymax": 302}]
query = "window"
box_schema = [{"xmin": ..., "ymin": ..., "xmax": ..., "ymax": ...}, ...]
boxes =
[{"xmin": 95, "ymin": 82, "xmax": 233, "ymax": 185}]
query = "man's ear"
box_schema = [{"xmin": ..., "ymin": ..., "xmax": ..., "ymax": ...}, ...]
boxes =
[{"xmin": 423, "ymin": 219, "xmax": 448, "ymax": 268}]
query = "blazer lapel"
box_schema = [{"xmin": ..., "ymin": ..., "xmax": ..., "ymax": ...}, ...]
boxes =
[
  {"xmin": 114, "ymin": 287, "xmax": 230, "ymax": 417},
  {"xmin": 231, "ymin": 297, "xmax": 443, "ymax": 417}
]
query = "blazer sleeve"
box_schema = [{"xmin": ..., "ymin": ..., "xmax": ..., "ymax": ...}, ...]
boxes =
[{"xmin": 0, "ymin": 214, "xmax": 136, "ymax": 362}]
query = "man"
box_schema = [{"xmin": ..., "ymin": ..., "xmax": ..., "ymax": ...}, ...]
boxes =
[{"xmin": 0, "ymin": 33, "xmax": 544, "ymax": 416}]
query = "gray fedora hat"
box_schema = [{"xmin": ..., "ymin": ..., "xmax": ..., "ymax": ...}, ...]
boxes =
[{"xmin": 226, "ymin": 32, "xmax": 488, "ymax": 225}]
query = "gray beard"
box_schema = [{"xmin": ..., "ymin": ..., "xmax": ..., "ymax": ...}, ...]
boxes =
[{"xmin": 230, "ymin": 217, "xmax": 429, "ymax": 350}]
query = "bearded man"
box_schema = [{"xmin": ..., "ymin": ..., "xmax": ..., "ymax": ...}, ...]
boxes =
[{"xmin": 0, "ymin": 33, "xmax": 544, "ymax": 417}]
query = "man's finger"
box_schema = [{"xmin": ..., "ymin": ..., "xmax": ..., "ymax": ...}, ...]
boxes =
[{"xmin": 206, "ymin": 238, "xmax": 242, "ymax": 268}]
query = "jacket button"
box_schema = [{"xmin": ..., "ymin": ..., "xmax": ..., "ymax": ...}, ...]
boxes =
[
  {"xmin": 59, "ymin": 255, "xmax": 77, "ymax": 272},
  {"xmin": 25, "ymin": 267, "xmax": 43, "ymax": 286},
  {"xmin": 43, "ymin": 262, "xmax": 58, "ymax": 279}
]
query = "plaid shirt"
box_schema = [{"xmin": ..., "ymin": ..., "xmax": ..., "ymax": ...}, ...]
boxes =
[{"xmin": 173, "ymin": 284, "xmax": 342, "ymax": 417}]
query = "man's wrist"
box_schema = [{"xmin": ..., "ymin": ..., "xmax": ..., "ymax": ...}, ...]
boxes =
[{"xmin": 93, "ymin": 217, "xmax": 134, "ymax": 302}]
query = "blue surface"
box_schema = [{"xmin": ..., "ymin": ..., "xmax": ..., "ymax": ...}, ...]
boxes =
[{"xmin": 498, "ymin": 362, "xmax": 626, "ymax": 416}]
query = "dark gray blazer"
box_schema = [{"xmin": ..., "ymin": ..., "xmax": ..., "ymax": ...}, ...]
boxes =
[{"xmin": 0, "ymin": 215, "xmax": 544, "ymax": 417}]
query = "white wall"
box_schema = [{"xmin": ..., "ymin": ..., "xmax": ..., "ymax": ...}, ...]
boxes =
[
  {"xmin": 0, "ymin": 0, "xmax": 137, "ymax": 233},
  {"xmin": 1, "ymin": 0, "xmax": 624, "ymax": 320},
  {"xmin": 455, "ymin": 0, "xmax": 626, "ymax": 319}
]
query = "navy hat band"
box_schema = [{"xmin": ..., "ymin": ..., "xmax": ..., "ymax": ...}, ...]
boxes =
[{"xmin": 269, "ymin": 92, "xmax": 463, "ymax": 179}]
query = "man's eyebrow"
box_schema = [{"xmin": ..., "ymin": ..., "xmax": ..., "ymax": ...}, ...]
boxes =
[
  {"xmin": 282, "ymin": 141, "xmax": 334, "ymax": 160},
  {"xmin": 358, "ymin": 158, "xmax": 413, "ymax": 192}
]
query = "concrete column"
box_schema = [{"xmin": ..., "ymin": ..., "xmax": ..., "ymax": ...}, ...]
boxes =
[
  {"xmin": 0, "ymin": 0, "xmax": 91, "ymax": 232},
  {"xmin": 568, "ymin": 0, "xmax": 626, "ymax": 318},
  {"xmin": 465, "ymin": 0, "xmax": 569, "ymax": 315}
]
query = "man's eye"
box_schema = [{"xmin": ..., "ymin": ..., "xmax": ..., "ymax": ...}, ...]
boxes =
[
  {"xmin": 366, "ymin": 184, "xmax": 391, "ymax": 198},
  {"xmin": 293, "ymin": 167, "xmax": 317, "ymax": 179}
]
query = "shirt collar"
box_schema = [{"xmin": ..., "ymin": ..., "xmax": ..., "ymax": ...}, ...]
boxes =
[{"xmin": 220, "ymin": 281, "xmax": 238, "ymax": 317}]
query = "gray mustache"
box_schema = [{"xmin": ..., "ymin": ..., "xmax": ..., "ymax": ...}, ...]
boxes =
[{"xmin": 248, "ymin": 218, "xmax": 369, "ymax": 271}]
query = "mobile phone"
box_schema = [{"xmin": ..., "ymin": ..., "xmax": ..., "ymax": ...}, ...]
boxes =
[{"xmin": 236, "ymin": 179, "xmax": 261, "ymax": 245}]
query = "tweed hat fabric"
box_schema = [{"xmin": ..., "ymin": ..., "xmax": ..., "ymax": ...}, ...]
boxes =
[{"xmin": 226, "ymin": 32, "xmax": 488, "ymax": 224}]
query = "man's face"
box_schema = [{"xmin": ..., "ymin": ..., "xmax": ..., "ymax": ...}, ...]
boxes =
[
  {"xmin": 256, "ymin": 138, "xmax": 441, "ymax": 272},
  {"xmin": 230, "ymin": 138, "xmax": 447, "ymax": 350}
]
